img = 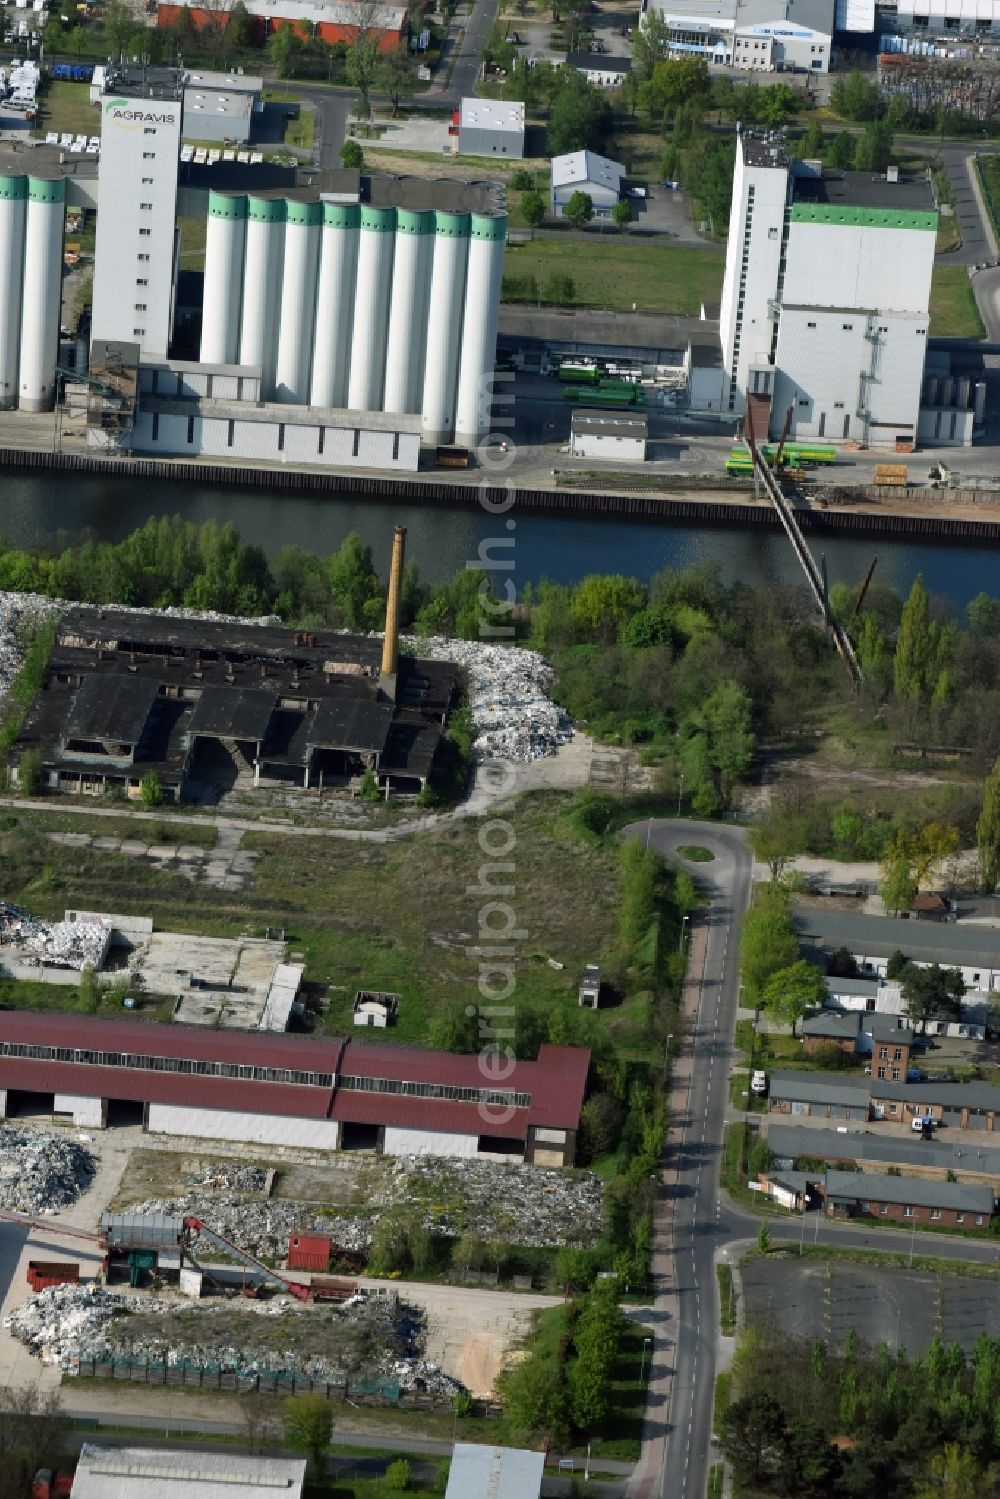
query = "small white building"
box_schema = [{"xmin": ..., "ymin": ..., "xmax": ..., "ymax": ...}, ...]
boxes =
[
  {"xmin": 551, "ymin": 149, "xmax": 625, "ymax": 218},
  {"xmin": 578, "ymin": 964, "xmax": 601, "ymax": 1008},
  {"xmin": 456, "ymin": 97, "xmax": 525, "ymax": 158},
  {"xmin": 567, "ymin": 52, "xmax": 632, "ymax": 88},
  {"xmin": 445, "ymin": 1445, "xmax": 544, "ymax": 1499},
  {"xmin": 571, "ymin": 408, "xmax": 647, "ymax": 462},
  {"xmin": 353, "ymin": 989, "xmax": 400, "ymax": 1027},
  {"xmin": 70, "ymin": 1445, "xmax": 306, "ymax": 1499}
]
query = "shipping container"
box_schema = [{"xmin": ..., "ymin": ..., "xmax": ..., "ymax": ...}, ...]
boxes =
[
  {"xmin": 27, "ymin": 1261, "xmax": 79, "ymax": 1292},
  {"xmin": 436, "ymin": 445, "xmax": 470, "ymax": 468},
  {"xmin": 310, "ymin": 1275, "xmax": 360, "ymax": 1302},
  {"xmin": 288, "ymin": 1232, "xmax": 332, "ymax": 1272}
]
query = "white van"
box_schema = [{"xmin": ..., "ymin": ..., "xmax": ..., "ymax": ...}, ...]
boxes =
[
  {"xmin": 911, "ymin": 1115, "xmax": 934, "ymax": 1134},
  {"xmin": 751, "ymin": 1069, "xmax": 767, "ymax": 1096}
]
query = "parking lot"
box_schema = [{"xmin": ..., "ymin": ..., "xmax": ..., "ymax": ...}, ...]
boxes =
[{"xmin": 742, "ymin": 1256, "xmax": 1000, "ymax": 1354}]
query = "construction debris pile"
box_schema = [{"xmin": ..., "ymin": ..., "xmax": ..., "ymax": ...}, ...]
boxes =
[
  {"xmin": 0, "ymin": 902, "xmax": 110, "ymax": 972},
  {"xmin": 186, "ymin": 1162, "xmax": 268, "ymax": 1194},
  {"xmin": 0, "ymin": 1126, "xmax": 96, "ymax": 1214},
  {"xmin": 9, "ymin": 1283, "xmax": 463, "ymax": 1396},
  {"xmin": 402, "ymin": 635, "xmax": 572, "ymax": 762},
  {"xmin": 126, "ymin": 1195, "xmax": 372, "ymax": 1261}
]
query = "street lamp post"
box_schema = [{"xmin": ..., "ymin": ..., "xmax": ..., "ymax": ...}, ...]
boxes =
[
  {"xmin": 677, "ymin": 772, "xmax": 684, "ymax": 817},
  {"xmin": 679, "ymin": 914, "xmax": 689, "ymax": 953},
  {"xmin": 639, "ymin": 1336, "xmax": 652, "ymax": 1386}
]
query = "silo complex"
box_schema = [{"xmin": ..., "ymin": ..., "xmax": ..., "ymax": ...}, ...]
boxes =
[
  {"xmin": 382, "ymin": 209, "xmax": 433, "ymax": 416},
  {"xmin": 274, "ymin": 200, "xmax": 322, "ymax": 404},
  {"xmin": 347, "ymin": 206, "xmax": 395, "ymax": 413},
  {"xmin": 239, "ymin": 196, "xmax": 285, "ymax": 397},
  {"xmin": 19, "ymin": 176, "xmax": 65, "ymax": 412},
  {"xmin": 310, "ymin": 202, "xmax": 359, "ymax": 410},
  {"xmin": 0, "ymin": 177, "xmax": 27, "ymax": 410},
  {"xmin": 455, "ymin": 214, "xmax": 506, "ymax": 447},
  {"xmin": 421, "ymin": 213, "xmax": 471, "ymax": 445},
  {"xmin": 200, "ymin": 192, "xmax": 247, "ymax": 366}
]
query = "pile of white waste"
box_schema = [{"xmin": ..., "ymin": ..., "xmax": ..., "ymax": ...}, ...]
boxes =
[
  {"xmin": 0, "ymin": 901, "xmax": 110, "ymax": 972},
  {"xmin": 403, "ymin": 635, "xmax": 573, "ymax": 762},
  {"xmin": 125, "ymin": 1194, "xmax": 372, "ymax": 1260},
  {"xmin": 0, "ymin": 1125, "xmax": 96, "ymax": 1214}
]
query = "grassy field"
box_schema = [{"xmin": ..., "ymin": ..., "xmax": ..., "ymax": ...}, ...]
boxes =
[
  {"xmin": 178, "ymin": 214, "xmax": 209, "ymax": 272},
  {"xmin": 502, "ymin": 237, "xmax": 726, "ymax": 314},
  {"xmin": 285, "ymin": 104, "xmax": 316, "ymax": 151},
  {"xmin": 3, "ymin": 807, "xmax": 217, "ymax": 846},
  {"xmin": 33, "ymin": 80, "xmax": 98, "ymax": 139},
  {"xmin": 929, "ymin": 264, "xmax": 985, "ymax": 339},
  {"xmin": 977, "ymin": 153, "xmax": 1000, "ymax": 242}
]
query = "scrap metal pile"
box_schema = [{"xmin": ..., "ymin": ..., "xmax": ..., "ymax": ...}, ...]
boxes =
[
  {"xmin": 9, "ymin": 1282, "xmax": 463, "ymax": 1396},
  {"xmin": 0, "ymin": 902, "xmax": 110, "ymax": 972},
  {"xmin": 402, "ymin": 635, "xmax": 572, "ymax": 762},
  {"xmin": 0, "ymin": 1125, "xmax": 96, "ymax": 1214},
  {"xmin": 125, "ymin": 1194, "xmax": 372, "ymax": 1261},
  {"xmin": 186, "ymin": 1162, "xmax": 268, "ymax": 1193}
]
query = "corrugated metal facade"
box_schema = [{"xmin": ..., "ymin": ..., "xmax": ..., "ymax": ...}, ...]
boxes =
[
  {"xmin": 382, "ymin": 1125, "xmax": 480, "ymax": 1158},
  {"xmin": 147, "ymin": 1102, "xmax": 342, "ymax": 1149},
  {"xmin": 128, "ymin": 412, "xmax": 420, "ymax": 471}
]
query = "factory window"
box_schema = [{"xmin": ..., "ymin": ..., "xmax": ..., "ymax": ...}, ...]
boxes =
[
  {"xmin": 186, "ymin": 416, "xmax": 195, "ymax": 445},
  {"xmin": 132, "ymin": 327, "xmax": 145, "ymax": 337},
  {"xmin": 842, "ymin": 323, "xmax": 853, "ymax": 330},
  {"xmin": 134, "ymin": 303, "xmax": 147, "ymax": 312},
  {"xmin": 317, "ymin": 427, "xmax": 325, "ymax": 455},
  {"xmin": 136, "ymin": 279, "xmax": 148, "ymax": 287},
  {"xmin": 137, "ymin": 253, "xmax": 150, "ymax": 262},
  {"xmin": 833, "ymin": 401, "xmax": 844, "ymax": 409},
  {"xmin": 227, "ymin": 420, "xmax": 234, "ymax": 448},
  {"xmin": 807, "ymin": 321, "xmax": 816, "ymax": 328},
  {"xmin": 143, "ymin": 127, "xmax": 156, "ymax": 134},
  {"xmin": 392, "ymin": 432, "xmax": 400, "ymax": 461},
  {"xmin": 140, "ymin": 203, "xmax": 152, "ymax": 211},
  {"xmin": 142, "ymin": 151, "xmax": 156, "ymax": 159},
  {"xmin": 139, "ymin": 229, "xmax": 151, "ymax": 237},
  {"xmin": 141, "ymin": 177, "xmax": 153, "ymax": 185},
  {"xmin": 768, "ymin": 227, "xmax": 778, "ymax": 239},
  {"xmin": 151, "ymin": 414, "xmax": 159, "ymax": 440},
  {"xmin": 352, "ymin": 429, "xmax": 360, "ymax": 458},
  {"xmin": 277, "ymin": 424, "xmax": 285, "ymax": 452}
]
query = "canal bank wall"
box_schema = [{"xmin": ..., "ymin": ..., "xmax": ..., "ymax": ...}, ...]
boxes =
[{"xmin": 3, "ymin": 447, "xmax": 1000, "ymax": 544}]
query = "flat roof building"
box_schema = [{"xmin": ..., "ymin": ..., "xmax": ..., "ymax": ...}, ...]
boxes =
[
  {"xmin": 641, "ymin": 0, "xmax": 833, "ymax": 71},
  {"xmin": 570, "ymin": 408, "xmax": 648, "ymax": 462},
  {"xmin": 445, "ymin": 1445, "xmax": 545, "ymax": 1499},
  {"xmin": 455, "ymin": 98, "xmax": 525, "ymax": 158},
  {"xmin": 70, "ymin": 1445, "xmax": 306, "ymax": 1498}
]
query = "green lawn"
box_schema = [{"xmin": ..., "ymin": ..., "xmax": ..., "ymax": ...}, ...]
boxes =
[
  {"xmin": 285, "ymin": 104, "xmax": 316, "ymax": 151},
  {"xmin": 178, "ymin": 214, "xmax": 209, "ymax": 272},
  {"xmin": 929, "ymin": 264, "xmax": 985, "ymax": 339},
  {"xmin": 976, "ymin": 153, "xmax": 1000, "ymax": 243},
  {"xmin": 502, "ymin": 237, "xmax": 725, "ymax": 315},
  {"xmin": 33, "ymin": 80, "xmax": 98, "ymax": 139}
]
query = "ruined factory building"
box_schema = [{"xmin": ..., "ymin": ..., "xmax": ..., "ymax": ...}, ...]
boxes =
[
  {"xmin": 0, "ymin": 1011, "xmax": 589, "ymax": 1164},
  {"xmin": 69, "ymin": 1445, "xmax": 306, "ymax": 1498},
  {"xmin": 12, "ymin": 599, "xmax": 455, "ymax": 802}
]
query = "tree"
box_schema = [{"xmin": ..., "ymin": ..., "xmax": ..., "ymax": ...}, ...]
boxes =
[
  {"xmin": 828, "ymin": 946, "xmax": 859, "ymax": 978},
  {"xmin": 894, "ymin": 575, "xmax": 934, "ymax": 702},
  {"xmin": 830, "ymin": 69, "xmax": 884, "ymax": 121},
  {"xmin": 702, "ymin": 678, "xmax": 754, "ymax": 790},
  {"xmin": 346, "ymin": 5, "xmax": 382, "ymax": 118},
  {"xmin": 639, "ymin": 56, "xmax": 710, "ymax": 122},
  {"xmin": 78, "ymin": 966, "xmax": 101, "ymax": 1015},
  {"xmin": 378, "ymin": 44, "xmax": 415, "ymax": 116},
  {"xmin": 227, "ymin": 0, "xmax": 254, "ymax": 46},
  {"xmin": 386, "ymin": 1458, "xmax": 412, "ymax": 1491},
  {"xmin": 267, "ymin": 22, "xmax": 303, "ymax": 77},
  {"xmin": 880, "ymin": 832, "xmax": 918, "ymax": 915},
  {"xmin": 0, "ymin": 1384, "xmax": 67, "ymax": 1493},
  {"xmin": 914, "ymin": 1443, "xmax": 985, "ymax": 1499},
  {"xmin": 827, "ymin": 131, "xmax": 856, "ymax": 169},
  {"xmin": 853, "ymin": 120, "xmax": 893, "ymax": 173},
  {"xmin": 886, "ymin": 948, "xmax": 908, "ymax": 980},
  {"xmin": 42, "ymin": 17, "xmax": 65, "ymax": 54},
  {"xmin": 760, "ymin": 960, "xmax": 827, "ymax": 1036},
  {"xmin": 104, "ymin": 0, "xmax": 137, "ymax": 56},
  {"xmin": 547, "ymin": 73, "xmax": 611, "ymax": 155},
  {"xmin": 800, "ymin": 118, "xmax": 825, "ymax": 157},
  {"xmin": 611, "ymin": 199, "xmax": 632, "ymax": 229},
  {"xmin": 631, "ymin": 8, "xmax": 671, "ymax": 80},
  {"xmin": 327, "ymin": 531, "xmax": 381, "ymax": 629},
  {"xmin": 17, "ymin": 750, "xmax": 43, "ymax": 796},
  {"xmin": 739, "ymin": 897, "xmax": 799, "ymax": 1002},
  {"xmin": 140, "ymin": 771, "xmax": 163, "ymax": 807},
  {"xmin": 340, "ymin": 138, "xmax": 364, "ymax": 169},
  {"xmin": 719, "ymin": 1390, "xmax": 786, "ymax": 1484},
  {"xmin": 978, "ymin": 756, "xmax": 1000, "ymax": 893},
  {"xmin": 748, "ymin": 807, "xmax": 806, "ymax": 882},
  {"xmin": 521, "ymin": 190, "xmax": 545, "ymax": 228},
  {"xmin": 428, "ymin": 1000, "xmax": 480, "ymax": 1054},
  {"xmin": 900, "ymin": 964, "xmax": 965, "ymax": 1034},
  {"xmin": 562, "ymin": 190, "xmax": 594, "ymax": 230},
  {"xmin": 283, "ymin": 1394, "xmax": 332, "ymax": 1473},
  {"xmin": 756, "ymin": 1223, "xmax": 772, "ymax": 1253}
]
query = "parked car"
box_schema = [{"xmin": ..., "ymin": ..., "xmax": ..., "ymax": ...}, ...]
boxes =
[
  {"xmin": 911, "ymin": 1115, "xmax": 934, "ymax": 1135},
  {"xmin": 907, "ymin": 1067, "xmax": 923, "ymax": 1082},
  {"xmin": 751, "ymin": 1069, "xmax": 767, "ymax": 1096}
]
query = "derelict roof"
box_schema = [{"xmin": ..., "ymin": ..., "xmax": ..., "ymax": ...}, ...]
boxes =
[
  {"xmin": 309, "ymin": 697, "xmax": 394, "ymax": 755},
  {"xmin": 64, "ymin": 673, "xmax": 159, "ymax": 745},
  {"xmin": 188, "ymin": 685, "xmax": 276, "ymax": 742}
]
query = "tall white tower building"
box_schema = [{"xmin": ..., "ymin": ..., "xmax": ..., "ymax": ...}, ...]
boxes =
[{"xmin": 91, "ymin": 66, "xmax": 183, "ymax": 363}]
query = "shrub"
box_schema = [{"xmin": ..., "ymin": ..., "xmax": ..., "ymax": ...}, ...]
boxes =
[
  {"xmin": 386, "ymin": 1458, "xmax": 411, "ymax": 1490},
  {"xmin": 17, "ymin": 750, "xmax": 43, "ymax": 796},
  {"xmin": 140, "ymin": 771, "xmax": 163, "ymax": 807},
  {"xmin": 340, "ymin": 138, "xmax": 363, "ymax": 168}
]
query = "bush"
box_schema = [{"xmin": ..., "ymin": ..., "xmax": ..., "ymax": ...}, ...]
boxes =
[
  {"xmin": 510, "ymin": 167, "xmax": 533, "ymax": 190},
  {"xmin": 140, "ymin": 771, "xmax": 163, "ymax": 807},
  {"xmin": 386, "ymin": 1458, "xmax": 411, "ymax": 1490},
  {"xmin": 340, "ymin": 138, "xmax": 363, "ymax": 168},
  {"xmin": 359, "ymin": 768, "xmax": 380, "ymax": 802},
  {"xmin": 17, "ymin": 750, "xmax": 44, "ymax": 796}
]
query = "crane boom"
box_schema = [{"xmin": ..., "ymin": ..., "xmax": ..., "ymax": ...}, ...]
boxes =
[{"xmin": 0, "ymin": 1210, "xmax": 105, "ymax": 1244}]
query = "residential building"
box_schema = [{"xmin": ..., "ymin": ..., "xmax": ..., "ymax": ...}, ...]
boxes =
[
  {"xmin": 445, "ymin": 1445, "xmax": 545, "ymax": 1499},
  {"xmin": 640, "ymin": 0, "xmax": 833, "ymax": 70},
  {"xmin": 822, "ymin": 1169, "xmax": 994, "ymax": 1229},
  {"xmin": 91, "ymin": 65, "xmax": 184, "ymax": 365},
  {"xmin": 567, "ymin": 52, "xmax": 632, "ymax": 87},
  {"xmin": 454, "ymin": 98, "xmax": 525, "ymax": 158},
  {"xmin": 720, "ymin": 130, "xmax": 937, "ymax": 447},
  {"xmin": 550, "ymin": 150, "xmax": 624, "ymax": 218},
  {"xmin": 800, "ymin": 1013, "xmax": 913, "ymax": 1071},
  {"xmin": 0, "ymin": 1011, "xmax": 590, "ymax": 1164},
  {"xmin": 70, "ymin": 1445, "xmax": 306, "ymax": 1498},
  {"xmin": 570, "ymin": 409, "xmax": 648, "ymax": 461}
]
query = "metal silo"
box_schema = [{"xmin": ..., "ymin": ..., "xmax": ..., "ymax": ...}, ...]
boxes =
[
  {"xmin": 310, "ymin": 200, "xmax": 360, "ymax": 410},
  {"xmin": 455, "ymin": 212, "xmax": 507, "ymax": 447},
  {"xmin": 347, "ymin": 205, "xmax": 395, "ymax": 413},
  {"xmin": 19, "ymin": 176, "xmax": 65, "ymax": 412},
  {"xmin": 240, "ymin": 195, "xmax": 285, "ymax": 397},
  {"xmin": 200, "ymin": 192, "xmax": 247, "ymax": 366},
  {"xmin": 0, "ymin": 175, "xmax": 26, "ymax": 410},
  {"xmin": 274, "ymin": 199, "xmax": 322, "ymax": 405},
  {"xmin": 421, "ymin": 211, "xmax": 470, "ymax": 445},
  {"xmin": 382, "ymin": 207, "xmax": 433, "ymax": 416}
]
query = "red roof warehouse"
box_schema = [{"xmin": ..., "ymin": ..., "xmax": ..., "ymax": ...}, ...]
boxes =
[{"xmin": 0, "ymin": 1013, "xmax": 589, "ymax": 1166}]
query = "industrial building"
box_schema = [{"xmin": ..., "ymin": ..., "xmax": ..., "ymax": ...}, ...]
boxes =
[
  {"xmin": 551, "ymin": 150, "xmax": 625, "ymax": 218},
  {"xmin": 454, "ymin": 98, "xmax": 525, "ymax": 157},
  {"xmin": 570, "ymin": 408, "xmax": 648, "ymax": 461},
  {"xmin": 70, "ymin": 1445, "xmax": 306, "ymax": 1498},
  {"xmin": 445, "ymin": 1446, "xmax": 545, "ymax": 1499},
  {"xmin": 0, "ymin": 1010, "xmax": 590, "ymax": 1163},
  {"xmin": 181, "ymin": 69, "xmax": 262, "ymax": 145},
  {"xmin": 12, "ymin": 535, "xmax": 458, "ymax": 801},
  {"xmin": 156, "ymin": 0, "xmax": 409, "ymax": 49},
  {"xmin": 0, "ymin": 174, "xmax": 65, "ymax": 411},
  {"xmin": 640, "ymin": 0, "xmax": 833, "ymax": 70},
  {"xmin": 567, "ymin": 52, "xmax": 633, "ymax": 87},
  {"xmin": 712, "ymin": 129, "xmax": 980, "ymax": 447}
]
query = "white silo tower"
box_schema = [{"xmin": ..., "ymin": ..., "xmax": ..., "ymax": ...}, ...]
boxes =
[
  {"xmin": 310, "ymin": 201, "xmax": 360, "ymax": 410},
  {"xmin": 421, "ymin": 212, "xmax": 470, "ymax": 445},
  {"xmin": 0, "ymin": 176, "xmax": 27, "ymax": 410},
  {"xmin": 274, "ymin": 200, "xmax": 322, "ymax": 404},
  {"xmin": 19, "ymin": 176, "xmax": 65, "ymax": 412},
  {"xmin": 347, "ymin": 205, "xmax": 395, "ymax": 413},
  {"xmin": 200, "ymin": 192, "xmax": 247, "ymax": 366},
  {"xmin": 455, "ymin": 212, "xmax": 507, "ymax": 447},
  {"xmin": 240, "ymin": 196, "xmax": 285, "ymax": 398},
  {"xmin": 382, "ymin": 207, "xmax": 433, "ymax": 416}
]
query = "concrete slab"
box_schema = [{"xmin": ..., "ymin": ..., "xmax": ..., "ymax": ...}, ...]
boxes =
[
  {"xmin": 91, "ymin": 837, "xmax": 121, "ymax": 852},
  {"xmin": 175, "ymin": 846, "xmax": 205, "ymax": 861},
  {"xmin": 146, "ymin": 846, "xmax": 177, "ymax": 862},
  {"xmin": 119, "ymin": 840, "xmax": 149, "ymax": 857},
  {"xmin": 48, "ymin": 832, "xmax": 92, "ymax": 847},
  {"xmin": 230, "ymin": 852, "xmax": 259, "ymax": 873}
]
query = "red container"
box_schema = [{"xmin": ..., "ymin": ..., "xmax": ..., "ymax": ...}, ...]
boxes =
[
  {"xmin": 32, "ymin": 1472, "xmax": 72, "ymax": 1499},
  {"xmin": 310, "ymin": 1276, "xmax": 359, "ymax": 1303},
  {"xmin": 27, "ymin": 1262, "xmax": 80, "ymax": 1292},
  {"xmin": 287, "ymin": 1233, "xmax": 331, "ymax": 1272}
]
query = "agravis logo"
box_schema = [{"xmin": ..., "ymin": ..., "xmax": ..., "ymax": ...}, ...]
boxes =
[{"xmin": 104, "ymin": 98, "xmax": 175, "ymax": 125}]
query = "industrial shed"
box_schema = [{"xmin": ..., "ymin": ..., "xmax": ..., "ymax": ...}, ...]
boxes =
[{"xmin": 0, "ymin": 1012, "xmax": 590, "ymax": 1165}]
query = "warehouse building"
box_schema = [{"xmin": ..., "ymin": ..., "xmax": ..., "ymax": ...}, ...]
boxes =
[
  {"xmin": 640, "ymin": 0, "xmax": 833, "ymax": 70},
  {"xmin": 0, "ymin": 1011, "xmax": 590, "ymax": 1164},
  {"xmin": 70, "ymin": 1445, "xmax": 306, "ymax": 1498},
  {"xmin": 445, "ymin": 1446, "xmax": 544, "ymax": 1499},
  {"xmin": 156, "ymin": 0, "xmax": 408, "ymax": 50},
  {"xmin": 453, "ymin": 98, "xmax": 525, "ymax": 158},
  {"xmin": 181, "ymin": 69, "xmax": 262, "ymax": 145},
  {"xmin": 550, "ymin": 150, "xmax": 624, "ymax": 218},
  {"xmin": 570, "ymin": 408, "xmax": 648, "ymax": 461},
  {"xmin": 719, "ymin": 129, "xmax": 943, "ymax": 446}
]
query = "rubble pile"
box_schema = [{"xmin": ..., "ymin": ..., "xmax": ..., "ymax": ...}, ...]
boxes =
[
  {"xmin": 377, "ymin": 1157, "xmax": 604, "ymax": 1247},
  {"xmin": 126, "ymin": 1194, "xmax": 372, "ymax": 1260},
  {"xmin": 186, "ymin": 1162, "xmax": 268, "ymax": 1194},
  {"xmin": 402, "ymin": 635, "xmax": 573, "ymax": 762},
  {"xmin": 0, "ymin": 1125, "xmax": 96, "ymax": 1214},
  {"xmin": 9, "ymin": 1283, "xmax": 463, "ymax": 1396},
  {"xmin": 0, "ymin": 902, "xmax": 110, "ymax": 972}
]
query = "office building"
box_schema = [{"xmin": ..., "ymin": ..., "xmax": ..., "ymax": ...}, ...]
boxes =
[{"xmin": 640, "ymin": 0, "xmax": 833, "ymax": 70}]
